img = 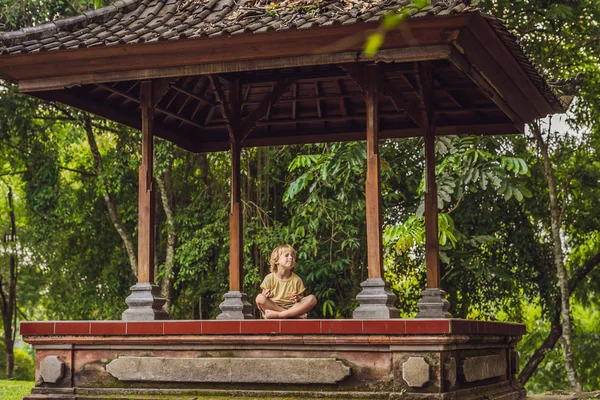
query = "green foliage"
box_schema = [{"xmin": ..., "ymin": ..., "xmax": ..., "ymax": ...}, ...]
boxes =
[
  {"xmin": 0, "ymin": 380, "xmax": 34, "ymax": 399},
  {"xmin": 0, "ymin": 343, "xmax": 35, "ymax": 381},
  {"xmin": 519, "ymin": 301, "xmax": 600, "ymax": 393}
]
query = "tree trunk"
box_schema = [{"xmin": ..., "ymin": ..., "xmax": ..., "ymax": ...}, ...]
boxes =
[
  {"xmin": 532, "ymin": 122, "xmax": 582, "ymax": 392},
  {"xmin": 83, "ymin": 115, "xmax": 138, "ymax": 277},
  {"xmin": 519, "ymin": 313, "xmax": 561, "ymax": 384},
  {"xmin": 1, "ymin": 186, "xmax": 18, "ymax": 379},
  {"xmin": 519, "ymin": 245, "xmax": 600, "ymax": 385},
  {"xmin": 156, "ymin": 173, "xmax": 176, "ymax": 312}
]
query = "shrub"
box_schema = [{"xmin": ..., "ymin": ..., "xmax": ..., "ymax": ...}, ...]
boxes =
[{"xmin": 0, "ymin": 341, "xmax": 35, "ymax": 381}]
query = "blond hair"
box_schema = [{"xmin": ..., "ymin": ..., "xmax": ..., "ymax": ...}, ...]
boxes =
[{"xmin": 269, "ymin": 245, "xmax": 297, "ymax": 273}]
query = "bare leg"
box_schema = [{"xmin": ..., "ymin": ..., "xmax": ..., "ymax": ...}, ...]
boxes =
[
  {"xmin": 264, "ymin": 295, "xmax": 317, "ymax": 319},
  {"xmin": 255, "ymin": 293, "xmax": 286, "ymax": 315}
]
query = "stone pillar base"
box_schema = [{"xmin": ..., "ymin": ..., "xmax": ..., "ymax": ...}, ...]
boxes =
[
  {"xmin": 416, "ymin": 288, "xmax": 452, "ymax": 318},
  {"xmin": 216, "ymin": 291, "xmax": 254, "ymax": 320},
  {"xmin": 122, "ymin": 283, "xmax": 169, "ymax": 321},
  {"xmin": 352, "ymin": 278, "xmax": 399, "ymax": 319}
]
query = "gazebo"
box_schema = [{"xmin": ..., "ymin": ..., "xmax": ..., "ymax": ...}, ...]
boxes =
[{"xmin": 1, "ymin": 0, "xmax": 564, "ymax": 398}]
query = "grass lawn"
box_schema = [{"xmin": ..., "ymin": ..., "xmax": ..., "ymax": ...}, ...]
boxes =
[{"xmin": 0, "ymin": 380, "xmax": 34, "ymax": 400}]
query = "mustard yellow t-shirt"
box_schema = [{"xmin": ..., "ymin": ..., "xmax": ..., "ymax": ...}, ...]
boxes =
[{"xmin": 260, "ymin": 272, "xmax": 306, "ymax": 308}]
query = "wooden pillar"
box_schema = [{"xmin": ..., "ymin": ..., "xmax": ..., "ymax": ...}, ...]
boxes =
[
  {"xmin": 216, "ymin": 77, "xmax": 253, "ymax": 319},
  {"xmin": 352, "ymin": 64, "xmax": 398, "ymax": 319},
  {"xmin": 365, "ymin": 65, "xmax": 384, "ymax": 280},
  {"xmin": 228, "ymin": 78, "xmax": 243, "ymax": 292},
  {"xmin": 420, "ymin": 65, "xmax": 440, "ymax": 289},
  {"xmin": 122, "ymin": 80, "xmax": 168, "ymax": 320},
  {"xmin": 138, "ymin": 80, "xmax": 155, "ymax": 284},
  {"xmin": 416, "ymin": 62, "xmax": 451, "ymax": 318},
  {"xmin": 229, "ymin": 135, "xmax": 243, "ymax": 292}
]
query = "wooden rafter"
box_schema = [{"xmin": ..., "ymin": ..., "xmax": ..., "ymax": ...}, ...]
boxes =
[
  {"xmin": 240, "ymin": 79, "xmax": 292, "ymax": 140},
  {"xmin": 209, "ymin": 74, "xmax": 237, "ymax": 141},
  {"xmin": 95, "ymin": 83, "xmax": 204, "ymax": 129},
  {"xmin": 170, "ymin": 84, "xmax": 215, "ymax": 107},
  {"xmin": 33, "ymin": 89, "xmax": 199, "ymax": 152},
  {"xmin": 337, "ymin": 79, "xmax": 348, "ymax": 116},
  {"xmin": 449, "ymin": 46, "xmax": 525, "ymax": 130},
  {"xmin": 152, "ymin": 78, "xmax": 175, "ymax": 107},
  {"xmin": 341, "ymin": 63, "xmax": 425, "ymax": 129}
]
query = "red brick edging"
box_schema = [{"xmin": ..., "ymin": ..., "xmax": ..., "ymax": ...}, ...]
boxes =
[{"xmin": 21, "ymin": 319, "xmax": 525, "ymax": 336}]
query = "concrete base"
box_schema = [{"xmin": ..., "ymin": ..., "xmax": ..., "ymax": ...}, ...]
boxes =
[
  {"xmin": 216, "ymin": 291, "xmax": 254, "ymax": 320},
  {"xmin": 22, "ymin": 319, "xmax": 526, "ymax": 400},
  {"xmin": 352, "ymin": 278, "xmax": 400, "ymax": 319},
  {"xmin": 416, "ymin": 288, "xmax": 452, "ymax": 318},
  {"xmin": 122, "ymin": 283, "xmax": 169, "ymax": 321}
]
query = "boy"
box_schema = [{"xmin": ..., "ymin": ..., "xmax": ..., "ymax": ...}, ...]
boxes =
[{"xmin": 255, "ymin": 245, "xmax": 317, "ymax": 319}]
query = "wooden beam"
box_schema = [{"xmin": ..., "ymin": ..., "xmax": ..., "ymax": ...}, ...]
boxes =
[
  {"xmin": 240, "ymin": 79, "xmax": 293, "ymax": 140},
  {"xmin": 194, "ymin": 122, "xmax": 522, "ymax": 152},
  {"xmin": 6, "ymin": 17, "xmax": 465, "ymax": 82},
  {"xmin": 342, "ymin": 63, "xmax": 425, "ymax": 128},
  {"xmin": 384, "ymin": 82, "xmax": 425, "ymax": 128},
  {"xmin": 95, "ymin": 83, "xmax": 205, "ymax": 129},
  {"xmin": 209, "ymin": 75, "xmax": 237, "ymax": 141},
  {"xmin": 448, "ymin": 46, "xmax": 525, "ymax": 131},
  {"xmin": 364, "ymin": 64, "xmax": 384, "ymax": 280},
  {"xmin": 170, "ymin": 84, "xmax": 215, "ymax": 107},
  {"xmin": 138, "ymin": 81, "xmax": 155, "ymax": 284},
  {"xmin": 336, "ymin": 80, "xmax": 348, "ymax": 116},
  {"xmin": 418, "ymin": 62, "xmax": 440, "ymax": 289},
  {"xmin": 152, "ymin": 78, "xmax": 176, "ymax": 107},
  {"xmin": 467, "ymin": 14, "xmax": 556, "ymax": 116},
  {"xmin": 32, "ymin": 89, "xmax": 200, "ymax": 152},
  {"xmin": 17, "ymin": 43, "xmax": 455, "ymax": 93}
]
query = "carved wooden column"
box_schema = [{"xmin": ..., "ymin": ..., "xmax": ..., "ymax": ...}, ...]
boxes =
[
  {"xmin": 123, "ymin": 80, "xmax": 168, "ymax": 320},
  {"xmin": 416, "ymin": 62, "xmax": 452, "ymax": 318},
  {"xmin": 215, "ymin": 78, "xmax": 253, "ymax": 319},
  {"xmin": 353, "ymin": 64, "xmax": 399, "ymax": 319}
]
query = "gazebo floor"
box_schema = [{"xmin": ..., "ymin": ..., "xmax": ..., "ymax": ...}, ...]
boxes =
[{"xmin": 22, "ymin": 319, "xmax": 526, "ymax": 400}]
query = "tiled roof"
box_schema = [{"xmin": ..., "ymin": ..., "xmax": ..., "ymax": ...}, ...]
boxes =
[{"xmin": 0, "ymin": 0, "xmax": 473, "ymax": 55}]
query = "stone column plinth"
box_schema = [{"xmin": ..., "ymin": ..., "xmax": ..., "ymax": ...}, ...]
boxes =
[
  {"xmin": 216, "ymin": 291, "xmax": 254, "ymax": 320},
  {"xmin": 353, "ymin": 278, "xmax": 399, "ymax": 319},
  {"xmin": 122, "ymin": 283, "xmax": 169, "ymax": 321},
  {"xmin": 416, "ymin": 288, "xmax": 452, "ymax": 318}
]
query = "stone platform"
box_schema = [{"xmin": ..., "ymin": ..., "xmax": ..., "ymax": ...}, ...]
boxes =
[{"xmin": 22, "ymin": 319, "xmax": 526, "ymax": 399}]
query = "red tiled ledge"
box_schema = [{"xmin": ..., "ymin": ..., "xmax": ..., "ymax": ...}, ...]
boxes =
[{"xmin": 21, "ymin": 319, "xmax": 525, "ymax": 336}]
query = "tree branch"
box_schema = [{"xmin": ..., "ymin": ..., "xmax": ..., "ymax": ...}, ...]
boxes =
[
  {"xmin": 59, "ymin": 166, "xmax": 96, "ymax": 177},
  {"xmin": 83, "ymin": 114, "xmax": 138, "ymax": 276}
]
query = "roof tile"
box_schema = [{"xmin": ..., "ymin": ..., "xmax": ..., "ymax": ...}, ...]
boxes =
[{"xmin": 0, "ymin": 0, "xmax": 475, "ymax": 61}]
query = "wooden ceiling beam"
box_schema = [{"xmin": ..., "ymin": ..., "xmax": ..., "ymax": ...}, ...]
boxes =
[
  {"xmin": 448, "ymin": 46, "xmax": 525, "ymax": 131},
  {"xmin": 337, "ymin": 80, "xmax": 348, "ymax": 116},
  {"xmin": 241, "ymin": 79, "xmax": 293, "ymax": 141},
  {"xmin": 33, "ymin": 90, "xmax": 199, "ymax": 152},
  {"xmin": 194, "ymin": 122, "xmax": 522, "ymax": 153},
  {"xmin": 152, "ymin": 78, "xmax": 175, "ymax": 107},
  {"xmin": 95, "ymin": 83, "xmax": 204, "ymax": 129},
  {"xmin": 209, "ymin": 74, "xmax": 237, "ymax": 141},
  {"xmin": 455, "ymin": 20, "xmax": 539, "ymax": 123},
  {"xmin": 170, "ymin": 84, "xmax": 215, "ymax": 107},
  {"xmin": 342, "ymin": 63, "xmax": 425, "ymax": 128}
]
